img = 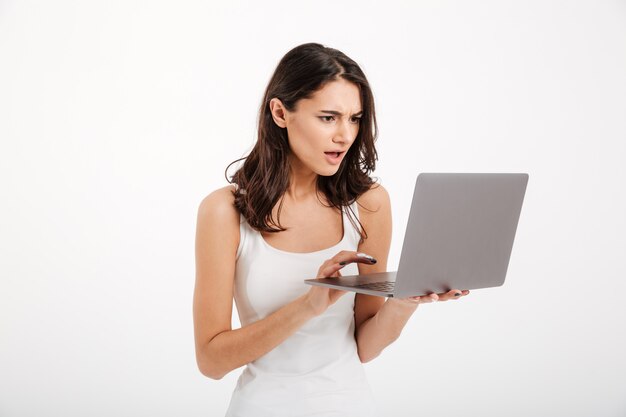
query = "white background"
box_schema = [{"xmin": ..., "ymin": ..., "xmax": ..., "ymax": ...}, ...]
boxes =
[{"xmin": 1, "ymin": 1, "xmax": 625, "ymax": 416}]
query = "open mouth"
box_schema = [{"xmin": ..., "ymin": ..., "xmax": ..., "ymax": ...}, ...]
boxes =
[{"xmin": 324, "ymin": 151, "xmax": 345, "ymax": 165}]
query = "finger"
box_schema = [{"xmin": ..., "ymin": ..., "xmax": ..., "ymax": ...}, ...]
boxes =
[
  {"xmin": 406, "ymin": 296, "xmax": 423, "ymax": 304},
  {"xmin": 438, "ymin": 289, "xmax": 463, "ymax": 302},
  {"xmin": 332, "ymin": 251, "xmax": 378, "ymax": 267},
  {"xmin": 316, "ymin": 251, "xmax": 375, "ymax": 278},
  {"xmin": 317, "ymin": 262, "xmax": 345, "ymax": 278},
  {"xmin": 449, "ymin": 289, "xmax": 470, "ymax": 300},
  {"xmin": 412, "ymin": 293, "xmax": 438, "ymax": 304}
]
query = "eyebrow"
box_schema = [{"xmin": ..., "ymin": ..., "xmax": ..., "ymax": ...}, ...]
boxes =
[{"xmin": 319, "ymin": 110, "xmax": 363, "ymax": 116}]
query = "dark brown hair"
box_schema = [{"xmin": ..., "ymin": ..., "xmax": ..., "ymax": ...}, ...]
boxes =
[{"xmin": 225, "ymin": 42, "xmax": 379, "ymax": 242}]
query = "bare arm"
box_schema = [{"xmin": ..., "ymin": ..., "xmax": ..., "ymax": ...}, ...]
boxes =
[
  {"xmin": 193, "ymin": 186, "xmax": 348, "ymax": 380},
  {"xmin": 353, "ymin": 184, "xmax": 469, "ymax": 363},
  {"xmin": 352, "ymin": 183, "xmax": 396, "ymax": 363}
]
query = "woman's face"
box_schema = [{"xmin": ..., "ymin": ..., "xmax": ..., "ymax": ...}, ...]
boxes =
[{"xmin": 270, "ymin": 78, "xmax": 362, "ymax": 177}]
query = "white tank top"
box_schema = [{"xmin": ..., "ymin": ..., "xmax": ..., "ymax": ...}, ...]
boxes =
[{"xmin": 225, "ymin": 186, "xmax": 379, "ymax": 417}]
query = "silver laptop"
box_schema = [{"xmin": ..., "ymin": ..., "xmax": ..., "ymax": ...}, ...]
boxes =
[{"xmin": 304, "ymin": 173, "xmax": 529, "ymax": 298}]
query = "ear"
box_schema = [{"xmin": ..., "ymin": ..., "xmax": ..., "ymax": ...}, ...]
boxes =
[{"xmin": 269, "ymin": 98, "xmax": 288, "ymax": 128}]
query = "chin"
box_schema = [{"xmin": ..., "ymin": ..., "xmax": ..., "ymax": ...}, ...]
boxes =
[{"xmin": 316, "ymin": 166, "xmax": 341, "ymax": 177}]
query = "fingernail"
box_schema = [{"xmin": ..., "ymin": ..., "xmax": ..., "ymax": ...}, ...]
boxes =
[{"xmin": 356, "ymin": 253, "xmax": 377, "ymax": 263}]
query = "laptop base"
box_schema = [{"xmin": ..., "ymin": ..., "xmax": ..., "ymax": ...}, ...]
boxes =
[{"xmin": 304, "ymin": 271, "xmax": 397, "ymax": 297}]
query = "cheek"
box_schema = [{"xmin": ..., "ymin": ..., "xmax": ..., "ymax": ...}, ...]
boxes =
[{"xmin": 288, "ymin": 121, "xmax": 325, "ymax": 153}]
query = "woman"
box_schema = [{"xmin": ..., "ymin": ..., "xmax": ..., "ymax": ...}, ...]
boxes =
[{"xmin": 193, "ymin": 42, "xmax": 469, "ymax": 417}]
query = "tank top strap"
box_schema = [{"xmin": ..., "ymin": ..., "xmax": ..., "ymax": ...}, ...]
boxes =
[
  {"xmin": 230, "ymin": 183, "xmax": 250, "ymax": 260},
  {"xmin": 236, "ymin": 215, "xmax": 248, "ymax": 260},
  {"xmin": 343, "ymin": 200, "xmax": 362, "ymax": 248}
]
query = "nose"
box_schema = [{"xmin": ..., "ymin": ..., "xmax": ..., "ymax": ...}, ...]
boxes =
[{"xmin": 332, "ymin": 118, "xmax": 356, "ymax": 144}]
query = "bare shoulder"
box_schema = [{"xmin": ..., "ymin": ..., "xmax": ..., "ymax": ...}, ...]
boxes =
[
  {"xmin": 356, "ymin": 182, "xmax": 391, "ymax": 216},
  {"xmin": 197, "ymin": 185, "xmax": 239, "ymax": 225},
  {"xmin": 194, "ymin": 182, "xmax": 240, "ymax": 276},
  {"xmin": 196, "ymin": 184, "xmax": 240, "ymax": 253}
]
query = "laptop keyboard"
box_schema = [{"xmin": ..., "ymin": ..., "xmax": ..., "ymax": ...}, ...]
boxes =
[{"xmin": 353, "ymin": 281, "xmax": 395, "ymax": 292}]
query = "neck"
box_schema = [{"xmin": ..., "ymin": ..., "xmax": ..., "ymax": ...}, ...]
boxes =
[{"xmin": 285, "ymin": 153, "xmax": 318, "ymax": 203}]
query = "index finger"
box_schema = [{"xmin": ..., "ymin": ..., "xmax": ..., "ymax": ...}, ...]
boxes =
[{"xmin": 333, "ymin": 251, "xmax": 377, "ymax": 266}]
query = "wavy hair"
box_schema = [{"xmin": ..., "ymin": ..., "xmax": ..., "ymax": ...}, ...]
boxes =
[{"xmin": 225, "ymin": 42, "xmax": 379, "ymax": 242}]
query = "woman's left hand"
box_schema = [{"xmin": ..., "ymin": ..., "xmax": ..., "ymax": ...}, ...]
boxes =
[{"xmin": 391, "ymin": 289, "xmax": 470, "ymax": 308}]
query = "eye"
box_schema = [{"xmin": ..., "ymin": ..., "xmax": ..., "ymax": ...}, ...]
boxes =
[{"xmin": 319, "ymin": 116, "xmax": 362, "ymax": 123}]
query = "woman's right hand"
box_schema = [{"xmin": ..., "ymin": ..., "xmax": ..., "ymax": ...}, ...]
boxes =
[{"xmin": 303, "ymin": 251, "xmax": 378, "ymax": 316}]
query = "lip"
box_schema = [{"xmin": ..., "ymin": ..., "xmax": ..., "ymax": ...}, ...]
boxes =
[{"xmin": 324, "ymin": 151, "xmax": 345, "ymax": 165}]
